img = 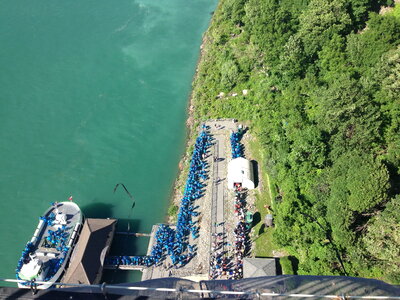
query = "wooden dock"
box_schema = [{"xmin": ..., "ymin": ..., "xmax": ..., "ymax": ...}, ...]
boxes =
[
  {"xmin": 115, "ymin": 232, "xmax": 151, "ymax": 237},
  {"xmin": 103, "ymin": 262, "xmax": 146, "ymax": 271}
]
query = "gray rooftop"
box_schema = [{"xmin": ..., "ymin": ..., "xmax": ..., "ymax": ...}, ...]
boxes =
[{"xmin": 243, "ymin": 258, "xmax": 277, "ymax": 278}]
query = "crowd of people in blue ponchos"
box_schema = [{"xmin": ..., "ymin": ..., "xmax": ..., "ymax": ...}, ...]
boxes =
[
  {"xmin": 40, "ymin": 213, "xmax": 55, "ymax": 226},
  {"xmin": 106, "ymin": 255, "xmax": 156, "ymax": 267},
  {"xmin": 230, "ymin": 130, "xmax": 244, "ymax": 159},
  {"xmin": 15, "ymin": 242, "xmax": 35, "ymax": 277},
  {"xmin": 44, "ymin": 226, "xmax": 69, "ymax": 251},
  {"xmin": 108, "ymin": 125, "xmax": 213, "ymax": 268},
  {"xmin": 106, "ymin": 224, "xmax": 174, "ymax": 267},
  {"xmin": 171, "ymin": 125, "xmax": 212, "ymax": 266},
  {"xmin": 16, "ymin": 219, "xmax": 71, "ymax": 282}
]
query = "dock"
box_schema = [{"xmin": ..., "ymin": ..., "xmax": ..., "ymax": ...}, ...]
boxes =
[
  {"xmin": 141, "ymin": 224, "xmax": 173, "ymax": 280},
  {"xmin": 66, "ymin": 119, "xmax": 253, "ymax": 282},
  {"xmin": 115, "ymin": 232, "xmax": 151, "ymax": 237},
  {"xmin": 103, "ymin": 224, "xmax": 158, "ymax": 271},
  {"xmin": 104, "ymin": 264, "xmax": 145, "ymax": 271}
]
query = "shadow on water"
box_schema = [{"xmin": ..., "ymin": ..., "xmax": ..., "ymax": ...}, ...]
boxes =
[
  {"xmin": 102, "ymin": 269, "xmax": 143, "ymax": 284},
  {"xmin": 251, "ymin": 160, "xmax": 259, "ymax": 188},
  {"xmin": 81, "ymin": 203, "xmax": 145, "ymax": 283},
  {"xmin": 103, "ymin": 218, "xmax": 145, "ymax": 284},
  {"xmin": 110, "ymin": 218, "xmax": 143, "ymax": 256},
  {"xmin": 81, "ymin": 202, "xmax": 114, "ymax": 219}
]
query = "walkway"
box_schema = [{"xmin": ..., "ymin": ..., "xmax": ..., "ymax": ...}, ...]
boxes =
[
  {"xmin": 205, "ymin": 120, "xmax": 238, "ymax": 278},
  {"xmin": 142, "ymin": 119, "xmax": 239, "ymax": 281}
]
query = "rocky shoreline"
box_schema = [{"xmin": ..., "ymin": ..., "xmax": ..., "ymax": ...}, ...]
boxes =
[{"xmin": 166, "ymin": 15, "xmax": 216, "ymax": 223}]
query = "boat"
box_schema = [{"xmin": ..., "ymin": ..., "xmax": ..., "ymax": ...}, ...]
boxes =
[{"xmin": 16, "ymin": 201, "xmax": 83, "ymax": 289}]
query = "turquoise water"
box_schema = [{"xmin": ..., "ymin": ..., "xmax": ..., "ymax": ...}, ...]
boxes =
[{"xmin": 0, "ymin": 0, "xmax": 217, "ymax": 283}]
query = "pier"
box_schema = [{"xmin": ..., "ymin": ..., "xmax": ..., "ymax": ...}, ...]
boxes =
[
  {"xmin": 140, "ymin": 119, "xmax": 246, "ymax": 281},
  {"xmin": 104, "ymin": 225, "xmax": 158, "ymax": 271},
  {"xmin": 71, "ymin": 119, "xmax": 254, "ymax": 282},
  {"xmin": 115, "ymin": 232, "xmax": 151, "ymax": 237}
]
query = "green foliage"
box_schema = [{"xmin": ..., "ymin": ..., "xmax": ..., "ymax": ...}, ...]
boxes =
[
  {"xmin": 372, "ymin": 46, "xmax": 400, "ymax": 166},
  {"xmin": 330, "ymin": 153, "xmax": 389, "ymax": 210},
  {"xmin": 347, "ymin": 0, "xmax": 374, "ymax": 29},
  {"xmin": 167, "ymin": 205, "xmax": 178, "ymax": 217},
  {"xmin": 363, "ymin": 196, "xmax": 400, "ymax": 282},
  {"xmin": 344, "ymin": 155, "xmax": 389, "ymax": 212},
  {"xmin": 297, "ymin": 0, "xmax": 352, "ymax": 58},
  {"xmin": 279, "ymin": 35, "xmax": 307, "ymax": 83},
  {"xmin": 364, "ymin": 196, "xmax": 400, "ymax": 262},
  {"xmin": 347, "ymin": 13, "xmax": 400, "ymax": 73},
  {"xmin": 317, "ymin": 34, "xmax": 349, "ymax": 82},
  {"xmin": 391, "ymin": 2, "xmax": 400, "ymax": 19},
  {"xmin": 220, "ymin": 60, "xmax": 240, "ymax": 89},
  {"xmin": 280, "ymin": 256, "xmax": 296, "ymax": 275},
  {"xmin": 192, "ymin": 0, "xmax": 400, "ymax": 283}
]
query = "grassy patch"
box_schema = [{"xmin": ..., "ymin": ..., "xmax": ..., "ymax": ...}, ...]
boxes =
[
  {"xmin": 168, "ymin": 205, "xmax": 179, "ymax": 217},
  {"xmin": 253, "ymin": 226, "xmax": 278, "ymax": 257},
  {"xmin": 388, "ymin": 2, "xmax": 400, "ymax": 18},
  {"xmin": 167, "ymin": 204, "xmax": 178, "ymax": 223},
  {"xmin": 279, "ymin": 256, "xmax": 298, "ymax": 275},
  {"xmin": 248, "ymin": 136, "xmax": 284, "ymax": 257}
]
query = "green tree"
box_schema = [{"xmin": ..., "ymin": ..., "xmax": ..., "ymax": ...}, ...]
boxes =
[
  {"xmin": 364, "ymin": 196, "xmax": 400, "ymax": 262},
  {"xmin": 279, "ymin": 35, "xmax": 307, "ymax": 83},
  {"xmin": 373, "ymin": 46, "xmax": 400, "ymax": 165},
  {"xmin": 220, "ymin": 60, "xmax": 239, "ymax": 89},
  {"xmin": 297, "ymin": 0, "xmax": 352, "ymax": 57},
  {"xmin": 317, "ymin": 34, "xmax": 350, "ymax": 82},
  {"xmin": 363, "ymin": 195, "xmax": 400, "ymax": 283},
  {"xmin": 345, "ymin": 154, "xmax": 390, "ymax": 212},
  {"xmin": 347, "ymin": 13, "xmax": 400, "ymax": 73}
]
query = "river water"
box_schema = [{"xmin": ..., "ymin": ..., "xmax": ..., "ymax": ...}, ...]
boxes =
[{"xmin": 0, "ymin": 0, "xmax": 217, "ymax": 283}]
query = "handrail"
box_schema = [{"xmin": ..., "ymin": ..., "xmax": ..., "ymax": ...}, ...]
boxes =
[{"xmin": 1, "ymin": 278, "xmax": 399, "ymax": 299}]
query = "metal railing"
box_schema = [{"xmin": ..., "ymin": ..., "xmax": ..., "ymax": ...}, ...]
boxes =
[
  {"xmin": 209, "ymin": 140, "xmax": 219, "ymax": 278},
  {"xmin": 1, "ymin": 278, "xmax": 399, "ymax": 299}
]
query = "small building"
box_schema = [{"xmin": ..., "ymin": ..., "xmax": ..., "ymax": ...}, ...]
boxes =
[
  {"xmin": 61, "ymin": 218, "xmax": 117, "ymax": 285},
  {"xmin": 227, "ymin": 157, "xmax": 255, "ymax": 190},
  {"xmin": 243, "ymin": 258, "xmax": 277, "ymax": 278},
  {"xmin": 265, "ymin": 214, "xmax": 273, "ymax": 227}
]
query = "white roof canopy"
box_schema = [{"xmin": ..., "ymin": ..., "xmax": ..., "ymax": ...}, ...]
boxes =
[
  {"xmin": 19, "ymin": 259, "xmax": 42, "ymax": 280},
  {"xmin": 227, "ymin": 157, "xmax": 255, "ymax": 190}
]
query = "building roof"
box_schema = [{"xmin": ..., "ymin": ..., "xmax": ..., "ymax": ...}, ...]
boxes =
[
  {"xmin": 62, "ymin": 218, "xmax": 117, "ymax": 285},
  {"xmin": 227, "ymin": 157, "xmax": 255, "ymax": 190},
  {"xmin": 243, "ymin": 258, "xmax": 277, "ymax": 278}
]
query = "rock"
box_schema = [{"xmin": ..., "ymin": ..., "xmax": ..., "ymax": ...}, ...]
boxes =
[
  {"xmin": 242, "ymin": 89, "xmax": 248, "ymax": 96},
  {"xmin": 232, "ymin": 93, "xmax": 238, "ymax": 97}
]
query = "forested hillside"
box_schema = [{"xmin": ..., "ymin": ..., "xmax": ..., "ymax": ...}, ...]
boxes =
[{"xmin": 191, "ymin": 0, "xmax": 400, "ymax": 283}]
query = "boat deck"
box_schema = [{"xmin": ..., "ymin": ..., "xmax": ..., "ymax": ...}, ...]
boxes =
[
  {"xmin": 17, "ymin": 201, "xmax": 83, "ymax": 289},
  {"xmin": 35, "ymin": 202, "xmax": 82, "ymax": 261}
]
